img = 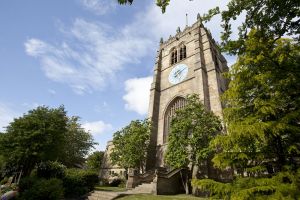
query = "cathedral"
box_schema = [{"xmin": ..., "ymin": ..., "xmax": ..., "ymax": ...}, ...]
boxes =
[
  {"xmin": 146, "ymin": 15, "xmax": 228, "ymax": 171},
  {"xmin": 100, "ymin": 15, "xmax": 229, "ymax": 194}
]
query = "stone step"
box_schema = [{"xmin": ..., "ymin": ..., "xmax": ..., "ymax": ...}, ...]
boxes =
[
  {"xmin": 131, "ymin": 182, "xmax": 154, "ymax": 194},
  {"xmin": 86, "ymin": 191, "xmax": 120, "ymax": 200}
]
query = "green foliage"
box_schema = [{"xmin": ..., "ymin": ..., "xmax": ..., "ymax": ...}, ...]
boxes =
[
  {"xmin": 0, "ymin": 106, "xmax": 68, "ymax": 176},
  {"xmin": 0, "ymin": 177, "xmax": 8, "ymax": 185},
  {"xmin": 61, "ymin": 116, "xmax": 96, "ymax": 167},
  {"xmin": 108, "ymin": 178, "xmax": 125, "ymax": 187},
  {"xmin": 201, "ymin": 7, "xmax": 220, "ymax": 22},
  {"xmin": 212, "ymin": 31, "xmax": 300, "ymax": 175},
  {"xmin": 117, "ymin": 0, "xmax": 133, "ymax": 5},
  {"xmin": 117, "ymin": 0, "xmax": 169, "ymax": 13},
  {"xmin": 86, "ymin": 151, "xmax": 104, "ymax": 171},
  {"xmin": 63, "ymin": 168, "xmax": 98, "ymax": 198},
  {"xmin": 36, "ymin": 161, "xmax": 66, "ymax": 179},
  {"xmin": 192, "ymin": 178, "xmax": 231, "ymax": 199},
  {"xmin": 0, "ymin": 106, "xmax": 96, "ymax": 176},
  {"xmin": 0, "ymin": 154, "xmax": 6, "ymax": 176},
  {"xmin": 18, "ymin": 177, "xmax": 64, "ymax": 200},
  {"xmin": 192, "ymin": 170, "xmax": 300, "ymax": 200},
  {"xmin": 217, "ymin": 0, "xmax": 299, "ymax": 54},
  {"xmin": 111, "ymin": 119, "xmax": 151, "ymax": 171},
  {"xmin": 165, "ymin": 94, "xmax": 222, "ymax": 169}
]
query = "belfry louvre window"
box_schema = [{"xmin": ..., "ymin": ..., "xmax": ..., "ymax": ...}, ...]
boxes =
[
  {"xmin": 163, "ymin": 97, "xmax": 187, "ymax": 143},
  {"xmin": 179, "ymin": 45, "xmax": 186, "ymax": 60},
  {"xmin": 171, "ymin": 49, "xmax": 177, "ymax": 65}
]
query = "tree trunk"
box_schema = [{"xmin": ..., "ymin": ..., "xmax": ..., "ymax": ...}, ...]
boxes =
[
  {"xmin": 180, "ymin": 170, "xmax": 190, "ymax": 194},
  {"xmin": 185, "ymin": 172, "xmax": 190, "ymax": 194},
  {"xmin": 191, "ymin": 164, "xmax": 199, "ymax": 195}
]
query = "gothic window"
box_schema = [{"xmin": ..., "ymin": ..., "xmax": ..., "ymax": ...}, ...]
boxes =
[
  {"xmin": 163, "ymin": 97, "xmax": 188, "ymax": 143},
  {"xmin": 171, "ymin": 48, "xmax": 177, "ymax": 65},
  {"xmin": 179, "ymin": 45, "xmax": 186, "ymax": 60}
]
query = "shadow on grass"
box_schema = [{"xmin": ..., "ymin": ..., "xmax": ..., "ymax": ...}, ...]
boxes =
[
  {"xmin": 94, "ymin": 186, "xmax": 127, "ymax": 192},
  {"xmin": 115, "ymin": 194, "xmax": 207, "ymax": 200}
]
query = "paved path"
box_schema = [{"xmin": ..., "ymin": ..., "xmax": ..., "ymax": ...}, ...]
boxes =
[
  {"xmin": 86, "ymin": 182, "xmax": 154, "ymax": 200},
  {"xmin": 85, "ymin": 190, "xmax": 139, "ymax": 200}
]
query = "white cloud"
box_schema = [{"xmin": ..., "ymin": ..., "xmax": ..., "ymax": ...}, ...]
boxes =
[
  {"xmin": 82, "ymin": 120, "xmax": 112, "ymax": 136},
  {"xmin": 25, "ymin": 1, "xmax": 238, "ymax": 95},
  {"xmin": 0, "ymin": 103, "xmax": 20, "ymax": 132},
  {"xmin": 25, "ymin": 18, "xmax": 153, "ymax": 94},
  {"xmin": 80, "ymin": 0, "xmax": 116, "ymax": 15},
  {"xmin": 123, "ymin": 76, "xmax": 152, "ymax": 115}
]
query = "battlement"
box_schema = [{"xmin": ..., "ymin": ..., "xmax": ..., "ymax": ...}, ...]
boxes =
[{"xmin": 157, "ymin": 15, "xmax": 226, "ymax": 64}]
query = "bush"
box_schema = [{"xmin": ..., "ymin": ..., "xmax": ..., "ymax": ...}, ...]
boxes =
[
  {"xmin": 18, "ymin": 177, "xmax": 64, "ymax": 200},
  {"xmin": 36, "ymin": 161, "xmax": 66, "ymax": 179},
  {"xmin": 192, "ymin": 170, "xmax": 300, "ymax": 200},
  {"xmin": 109, "ymin": 178, "xmax": 121, "ymax": 187},
  {"xmin": 63, "ymin": 168, "xmax": 98, "ymax": 198},
  {"xmin": 107, "ymin": 178, "xmax": 126, "ymax": 187},
  {"xmin": 0, "ymin": 177, "xmax": 8, "ymax": 184},
  {"xmin": 118, "ymin": 178, "xmax": 126, "ymax": 188}
]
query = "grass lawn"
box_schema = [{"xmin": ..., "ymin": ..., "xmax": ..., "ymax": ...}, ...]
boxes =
[
  {"xmin": 117, "ymin": 194, "xmax": 207, "ymax": 200},
  {"xmin": 94, "ymin": 186, "xmax": 127, "ymax": 192}
]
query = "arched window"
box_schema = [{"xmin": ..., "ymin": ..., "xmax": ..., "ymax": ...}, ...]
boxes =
[
  {"xmin": 179, "ymin": 45, "xmax": 186, "ymax": 60},
  {"xmin": 163, "ymin": 97, "xmax": 188, "ymax": 143},
  {"xmin": 171, "ymin": 48, "xmax": 177, "ymax": 65}
]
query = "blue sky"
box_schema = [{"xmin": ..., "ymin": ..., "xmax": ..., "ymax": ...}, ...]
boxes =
[{"xmin": 0, "ymin": 0, "xmax": 237, "ymax": 151}]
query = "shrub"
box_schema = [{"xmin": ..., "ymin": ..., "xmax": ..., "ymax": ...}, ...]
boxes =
[
  {"xmin": 0, "ymin": 177, "xmax": 8, "ymax": 184},
  {"xmin": 192, "ymin": 170, "xmax": 300, "ymax": 200},
  {"xmin": 63, "ymin": 168, "xmax": 98, "ymax": 198},
  {"xmin": 109, "ymin": 178, "xmax": 121, "ymax": 187},
  {"xmin": 100, "ymin": 178, "xmax": 110, "ymax": 186},
  {"xmin": 36, "ymin": 161, "xmax": 66, "ymax": 179},
  {"xmin": 107, "ymin": 178, "xmax": 126, "ymax": 187},
  {"xmin": 18, "ymin": 177, "xmax": 64, "ymax": 200},
  {"xmin": 118, "ymin": 178, "xmax": 126, "ymax": 188}
]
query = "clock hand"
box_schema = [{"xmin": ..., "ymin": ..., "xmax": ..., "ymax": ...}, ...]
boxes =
[
  {"xmin": 174, "ymin": 70, "xmax": 180, "ymax": 78},
  {"xmin": 178, "ymin": 68, "xmax": 185, "ymax": 74},
  {"xmin": 177, "ymin": 68, "xmax": 187, "ymax": 80}
]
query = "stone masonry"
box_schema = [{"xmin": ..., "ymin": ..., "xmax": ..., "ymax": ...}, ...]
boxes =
[{"xmin": 146, "ymin": 16, "xmax": 229, "ymax": 170}]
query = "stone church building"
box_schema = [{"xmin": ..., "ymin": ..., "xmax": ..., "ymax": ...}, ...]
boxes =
[
  {"xmin": 100, "ymin": 15, "xmax": 229, "ymax": 194},
  {"xmin": 146, "ymin": 15, "xmax": 228, "ymax": 171}
]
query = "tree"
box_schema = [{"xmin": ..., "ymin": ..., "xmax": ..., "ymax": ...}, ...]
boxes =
[
  {"xmin": 214, "ymin": 0, "xmax": 299, "ymax": 55},
  {"xmin": 165, "ymin": 94, "xmax": 222, "ymax": 194},
  {"xmin": 86, "ymin": 151, "xmax": 104, "ymax": 171},
  {"xmin": 61, "ymin": 116, "xmax": 96, "ymax": 167},
  {"xmin": 0, "ymin": 106, "xmax": 96, "ymax": 176},
  {"xmin": 110, "ymin": 119, "xmax": 151, "ymax": 173},
  {"xmin": 211, "ymin": 30, "xmax": 300, "ymax": 176},
  {"xmin": 0, "ymin": 106, "xmax": 68, "ymax": 176}
]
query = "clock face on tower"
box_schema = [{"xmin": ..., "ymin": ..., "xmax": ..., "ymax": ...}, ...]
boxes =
[{"xmin": 168, "ymin": 64, "xmax": 189, "ymax": 85}]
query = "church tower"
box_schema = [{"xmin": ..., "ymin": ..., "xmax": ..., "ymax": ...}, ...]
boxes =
[{"xmin": 146, "ymin": 16, "xmax": 229, "ymax": 170}]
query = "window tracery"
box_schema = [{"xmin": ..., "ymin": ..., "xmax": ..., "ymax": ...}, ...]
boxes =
[
  {"xmin": 163, "ymin": 97, "xmax": 187, "ymax": 143},
  {"xmin": 171, "ymin": 49, "xmax": 177, "ymax": 65},
  {"xmin": 179, "ymin": 45, "xmax": 186, "ymax": 60}
]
